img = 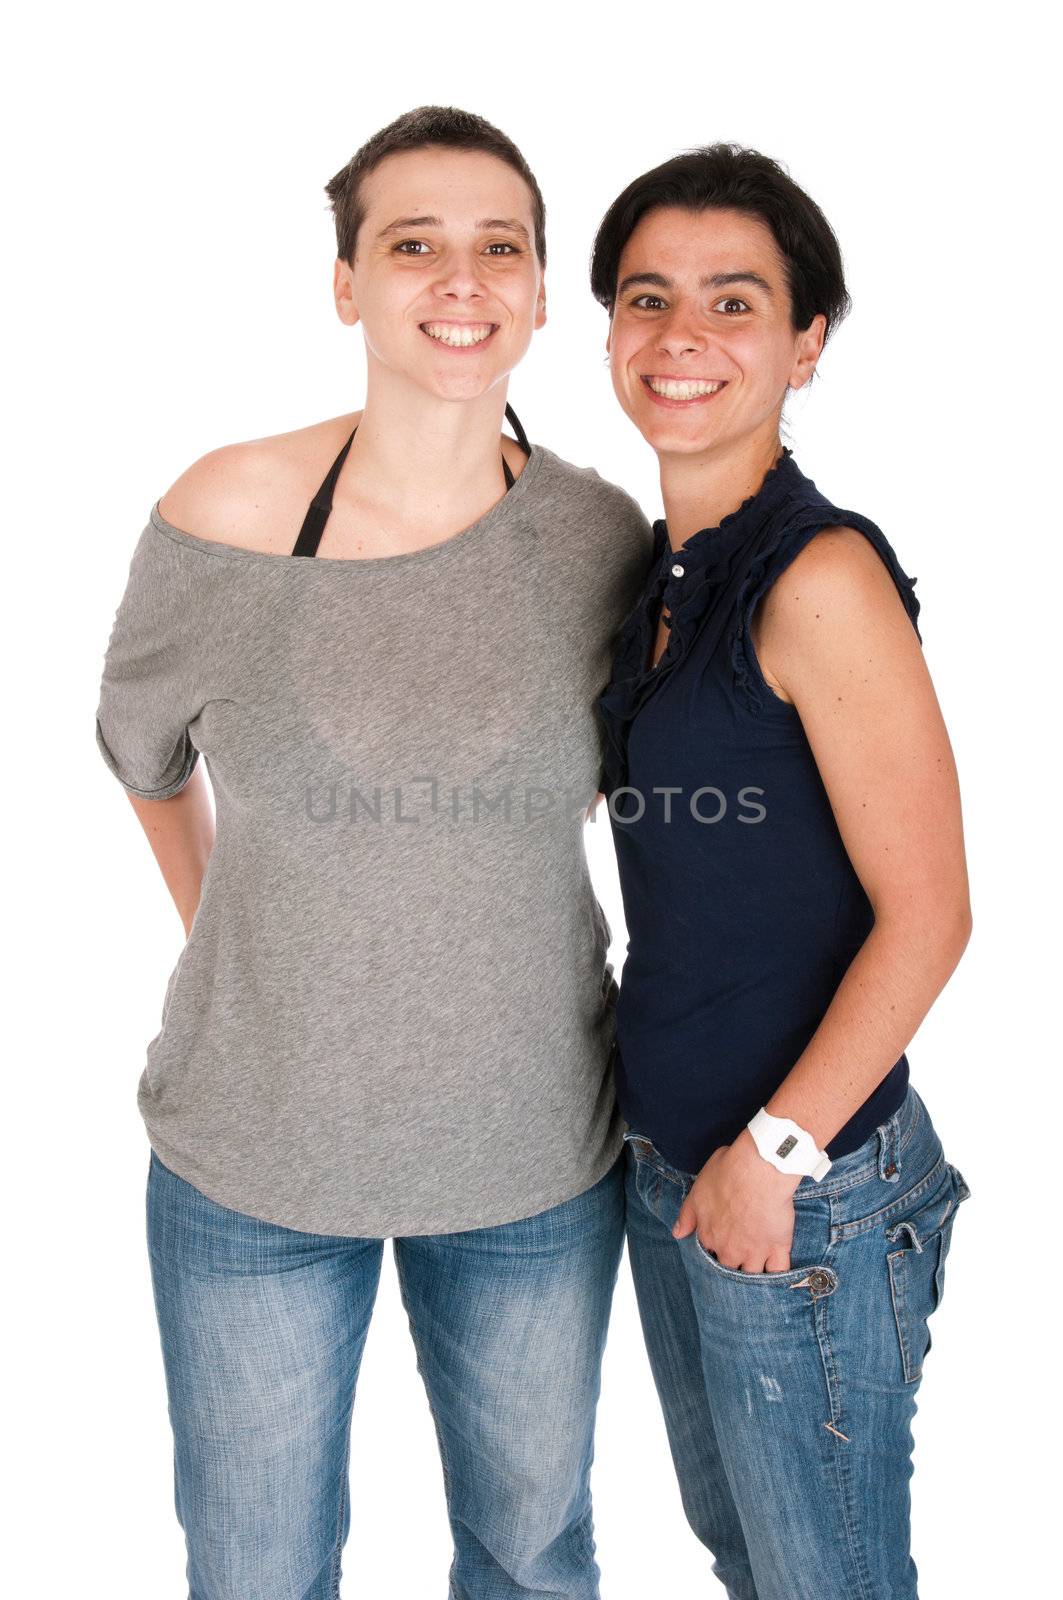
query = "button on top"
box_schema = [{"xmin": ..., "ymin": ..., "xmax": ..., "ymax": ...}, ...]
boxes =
[{"xmin": 671, "ymin": 563, "xmax": 685, "ymax": 578}]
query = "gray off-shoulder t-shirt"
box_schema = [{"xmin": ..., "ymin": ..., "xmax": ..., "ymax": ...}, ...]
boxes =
[{"xmin": 95, "ymin": 442, "xmax": 653, "ymax": 1236}]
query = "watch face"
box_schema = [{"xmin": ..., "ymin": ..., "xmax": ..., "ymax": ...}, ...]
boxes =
[{"xmin": 776, "ymin": 1135, "xmax": 798, "ymax": 1159}]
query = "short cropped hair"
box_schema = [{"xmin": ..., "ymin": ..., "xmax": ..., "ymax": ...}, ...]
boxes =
[{"xmin": 325, "ymin": 106, "xmax": 546, "ymax": 269}]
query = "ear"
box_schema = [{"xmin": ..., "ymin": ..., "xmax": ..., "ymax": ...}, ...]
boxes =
[
  {"xmin": 534, "ymin": 267, "xmax": 547, "ymax": 331},
  {"xmin": 333, "ymin": 257, "xmax": 361, "ymax": 329},
  {"xmin": 604, "ymin": 315, "xmax": 613, "ymax": 357},
  {"xmin": 789, "ymin": 312, "xmax": 826, "ymax": 389}
]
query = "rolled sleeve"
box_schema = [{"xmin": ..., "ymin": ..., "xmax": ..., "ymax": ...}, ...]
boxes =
[{"xmin": 94, "ymin": 524, "xmax": 204, "ymax": 799}]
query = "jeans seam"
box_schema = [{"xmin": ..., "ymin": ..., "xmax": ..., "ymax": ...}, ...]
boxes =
[
  {"xmin": 393, "ymin": 1248, "xmax": 461, "ymax": 1599},
  {"xmin": 814, "ymin": 1291, "xmax": 875, "ymax": 1600},
  {"xmin": 886, "ymin": 1187, "xmax": 963, "ymax": 1384},
  {"xmin": 829, "ymin": 1151, "xmax": 946, "ymax": 1242},
  {"xmin": 328, "ymin": 1418, "xmax": 351, "ymax": 1599},
  {"xmin": 886, "ymin": 1246, "xmax": 921, "ymax": 1383},
  {"xmin": 812, "ymin": 1099, "xmax": 920, "ymax": 1197},
  {"xmin": 632, "ymin": 1148, "xmax": 691, "ymax": 1192}
]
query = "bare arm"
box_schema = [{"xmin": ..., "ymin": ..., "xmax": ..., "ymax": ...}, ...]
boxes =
[
  {"xmin": 127, "ymin": 763, "xmax": 215, "ymax": 938},
  {"xmin": 674, "ymin": 527, "xmax": 972, "ymax": 1271},
  {"xmin": 756, "ymin": 528, "xmax": 971, "ymax": 1139}
]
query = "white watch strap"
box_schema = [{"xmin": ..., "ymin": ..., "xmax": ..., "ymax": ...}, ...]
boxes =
[
  {"xmin": 810, "ymin": 1149, "xmax": 833, "ymax": 1182},
  {"xmin": 748, "ymin": 1108, "xmax": 832, "ymax": 1181}
]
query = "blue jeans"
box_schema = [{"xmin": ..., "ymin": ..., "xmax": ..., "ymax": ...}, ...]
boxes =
[
  {"xmin": 623, "ymin": 1083, "xmax": 970, "ymax": 1600},
  {"xmin": 146, "ymin": 1147, "xmax": 626, "ymax": 1600}
]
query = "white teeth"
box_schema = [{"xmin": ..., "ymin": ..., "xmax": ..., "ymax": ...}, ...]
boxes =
[
  {"xmin": 422, "ymin": 322, "xmax": 495, "ymax": 347},
  {"xmin": 646, "ymin": 377, "xmax": 723, "ymax": 400}
]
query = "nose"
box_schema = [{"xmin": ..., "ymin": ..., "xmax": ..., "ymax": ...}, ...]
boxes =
[
  {"xmin": 431, "ymin": 249, "xmax": 487, "ymax": 303},
  {"xmin": 655, "ymin": 307, "xmax": 708, "ymax": 361}
]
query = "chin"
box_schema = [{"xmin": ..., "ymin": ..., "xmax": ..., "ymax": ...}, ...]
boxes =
[
  {"xmin": 437, "ymin": 375, "xmax": 507, "ymax": 405},
  {"xmin": 633, "ymin": 409, "xmax": 720, "ymax": 455},
  {"xmin": 404, "ymin": 365, "xmax": 497, "ymax": 402}
]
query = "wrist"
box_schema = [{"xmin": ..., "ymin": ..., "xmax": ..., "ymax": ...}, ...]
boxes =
[
  {"xmin": 746, "ymin": 1108, "xmax": 832, "ymax": 1182},
  {"xmin": 734, "ymin": 1129, "xmax": 803, "ymax": 1191}
]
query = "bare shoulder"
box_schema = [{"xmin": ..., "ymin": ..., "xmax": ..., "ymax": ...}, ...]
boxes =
[
  {"xmin": 156, "ymin": 412, "xmax": 363, "ymax": 553},
  {"xmin": 752, "ymin": 526, "xmax": 915, "ymax": 704},
  {"xmin": 760, "ymin": 524, "xmax": 910, "ymax": 636}
]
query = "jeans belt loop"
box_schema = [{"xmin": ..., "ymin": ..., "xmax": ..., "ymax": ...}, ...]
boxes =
[{"xmin": 877, "ymin": 1114, "xmax": 901, "ymax": 1182}]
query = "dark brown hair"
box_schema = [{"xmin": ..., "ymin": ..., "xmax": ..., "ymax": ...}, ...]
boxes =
[
  {"xmin": 590, "ymin": 143, "xmax": 849, "ymax": 338},
  {"xmin": 325, "ymin": 106, "xmax": 546, "ymax": 268}
]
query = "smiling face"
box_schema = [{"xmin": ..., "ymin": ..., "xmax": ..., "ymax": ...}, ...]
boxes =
[
  {"xmin": 606, "ymin": 206, "xmax": 825, "ymax": 461},
  {"xmin": 334, "ymin": 146, "xmax": 546, "ymax": 403}
]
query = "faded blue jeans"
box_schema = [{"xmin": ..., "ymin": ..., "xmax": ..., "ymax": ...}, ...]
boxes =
[
  {"xmin": 623, "ymin": 1083, "xmax": 970, "ymax": 1599},
  {"xmin": 146, "ymin": 1147, "xmax": 626, "ymax": 1600}
]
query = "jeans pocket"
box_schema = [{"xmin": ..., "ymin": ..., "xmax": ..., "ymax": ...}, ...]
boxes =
[
  {"xmin": 885, "ymin": 1161, "xmax": 970, "ymax": 1382},
  {"xmin": 689, "ymin": 1197, "xmax": 836, "ymax": 1291}
]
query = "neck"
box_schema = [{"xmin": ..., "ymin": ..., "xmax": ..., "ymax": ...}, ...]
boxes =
[
  {"xmin": 658, "ymin": 425, "xmax": 785, "ymax": 550},
  {"xmin": 347, "ymin": 360, "xmax": 511, "ymax": 513}
]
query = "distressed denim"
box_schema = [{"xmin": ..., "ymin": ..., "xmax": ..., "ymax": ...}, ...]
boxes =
[
  {"xmin": 623, "ymin": 1083, "xmax": 970, "ymax": 1599},
  {"xmin": 145, "ymin": 1147, "xmax": 625, "ymax": 1600}
]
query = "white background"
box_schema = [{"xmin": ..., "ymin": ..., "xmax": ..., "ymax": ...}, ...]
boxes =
[{"xmin": 6, "ymin": 2, "xmax": 1056, "ymax": 1594}]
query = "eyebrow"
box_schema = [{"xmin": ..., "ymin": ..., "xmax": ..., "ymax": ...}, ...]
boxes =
[
  {"xmin": 477, "ymin": 218, "xmax": 531, "ymax": 241},
  {"xmin": 615, "ymin": 269, "xmax": 775, "ymax": 298},
  {"xmin": 376, "ymin": 215, "xmax": 531, "ymax": 243}
]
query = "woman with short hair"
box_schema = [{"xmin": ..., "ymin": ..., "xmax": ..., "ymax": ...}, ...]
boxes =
[
  {"xmin": 592, "ymin": 144, "xmax": 971, "ymax": 1598},
  {"xmin": 95, "ymin": 105, "xmax": 652, "ymax": 1598}
]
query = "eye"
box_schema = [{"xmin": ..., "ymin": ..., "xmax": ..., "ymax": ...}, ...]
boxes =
[
  {"xmin": 485, "ymin": 242, "xmax": 520, "ymax": 255},
  {"xmin": 715, "ymin": 296, "xmax": 750, "ymax": 314},
  {"xmin": 394, "ymin": 240, "xmax": 432, "ymax": 255},
  {"xmin": 631, "ymin": 294, "xmax": 667, "ymax": 311}
]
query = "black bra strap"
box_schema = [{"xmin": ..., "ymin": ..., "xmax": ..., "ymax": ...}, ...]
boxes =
[
  {"xmin": 292, "ymin": 404, "xmax": 531, "ymax": 557},
  {"xmin": 504, "ymin": 402, "xmax": 531, "ymax": 458},
  {"xmin": 291, "ymin": 427, "xmax": 358, "ymax": 558},
  {"xmin": 501, "ymin": 402, "xmax": 531, "ymax": 490}
]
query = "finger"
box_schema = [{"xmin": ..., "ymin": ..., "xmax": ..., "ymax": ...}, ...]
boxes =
[
  {"xmin": 672, "ymin": 1198, "xmax": 697, "ymax": 1238},
  {"xmin": 763, "ymin": 1249, "xmax": 792, "ymax": 1274}
]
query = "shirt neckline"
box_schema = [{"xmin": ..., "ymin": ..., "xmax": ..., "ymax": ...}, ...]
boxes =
[
  {"xmin": 148, "ymin": 441, "xmax": 545, "ymax": 568},
  {"xmin": 652, "ymin": 449, "xmax": 801, "ymax": 578}
]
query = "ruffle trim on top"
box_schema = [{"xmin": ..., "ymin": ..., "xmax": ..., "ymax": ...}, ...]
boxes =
[
  {"xmin": 598, "ymin": 454, "xmax": 805, "ymax": 795},
  {"xmin": 597, "ymin": 452, "xmax": 923, "ymax": 789},
  {"xmin": 673, "ymin": 448, "xmax": 798, "ymax": 567},
  {"xmin": 729, "ymin": 503, "xmax": 922, "ymax": 715}
]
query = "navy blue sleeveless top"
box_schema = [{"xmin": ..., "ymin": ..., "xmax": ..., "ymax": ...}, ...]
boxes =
[{"xmin": 597, "ymin": 450, "xmax": 922, "ymax": 1174}]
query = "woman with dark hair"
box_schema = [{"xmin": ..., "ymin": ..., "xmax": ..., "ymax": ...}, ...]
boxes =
[
  {"xmin": 94, "ymin": 106, "xmax": 651, "ymax": 1598},
  {"xmin": 591, "ymin": 145, "xmax": 971, "ymax": 1597}
]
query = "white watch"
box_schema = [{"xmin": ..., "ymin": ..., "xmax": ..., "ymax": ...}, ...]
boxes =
[{"xmin": 747, "ymin": 1108, "xmax": 832, "ymax": 1182}]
